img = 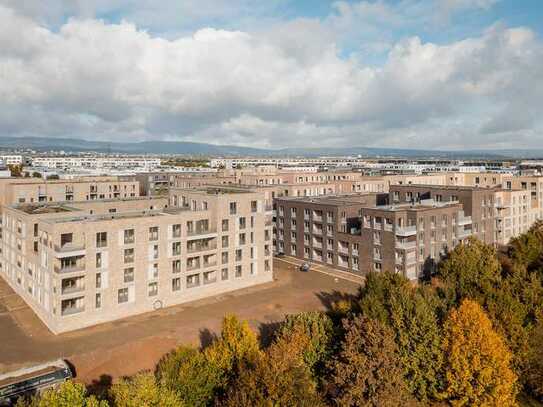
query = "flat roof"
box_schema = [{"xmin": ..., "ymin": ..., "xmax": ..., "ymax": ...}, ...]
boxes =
[
  {"xmin": 43, "ymin": 207, "xmax": 191, "ymax": 224},
  {"xmin": 276, "ymin": 193, "xmax": 376, "ymax": 206},
  {"xmin": 391, "ymin": 184, "xmax": 501, "ymax": 191}
]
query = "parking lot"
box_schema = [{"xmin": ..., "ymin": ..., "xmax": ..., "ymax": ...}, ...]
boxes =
[{"xmin": 0, "ymin": 258, "xmax": 361, "ymax": 384}]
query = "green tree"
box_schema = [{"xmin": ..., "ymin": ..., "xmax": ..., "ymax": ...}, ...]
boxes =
[
  {"xmin": 225, "ymin": 328, "xmax": 323, "ymax": 406},
  {"xmin": 277, "ymin": 311, "xmax": 334, "ymax": 379},
  {"xmin": 357, "ymin": 271, "xmax": 445, "ymax": 400},
  {"xmin": 16, "ymin": 381, "xmax": 107, "ymax": 407},
  {"xmin": 156, "ymin": 346, "xmax": 223, "ymax": 407},
  {"xmin": 441, "ymin": 299, "xmax": 518, "ymax": 406},
  {"xmin": 110, "ymin": 372, "xmax": 182, "ymax": 407},
  {"xmin": 437, "ymin": 237, "xmax": 502, "ymax": 303},
  {"xmin": 326, "ymin": 315, "xmax": 410, "ymax": 407},
  {"xmin": 508, "ymin": 221, "xmax": 543, "ymax": 270},
  {"xmin": 7, "ymin": 164, "xmax": 23, "ymax": 177}
]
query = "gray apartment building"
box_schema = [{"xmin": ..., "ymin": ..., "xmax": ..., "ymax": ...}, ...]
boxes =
[
  {"xmin": 275, "ymin": 193, "xmax": 472, "ymax": 280},
  {"xmin": 0, "ymin": 187, "xmax": 273, "ymax": 333}
]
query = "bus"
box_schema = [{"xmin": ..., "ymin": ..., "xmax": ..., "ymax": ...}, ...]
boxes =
[{"xmin": 0, "ymin": 359, "xmax": 72, "ymax": 405}]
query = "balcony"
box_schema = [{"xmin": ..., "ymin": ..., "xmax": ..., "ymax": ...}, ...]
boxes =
[
  {"xmin": 457, "ymin": 228, "xmax": 472, "ymax": 239},
  {"xmin": 312, "ymin": 227, "xmax": 323, "ymax": 235},
  {"xmin": 312, "ymin": 240, "xmax": 323, "ymax": 249},
  {"xmin": 187, "ymin": 242, "xmax": 217, "ymax": 254},
  {"xmin": 203, "ymin": 261, "xmax": 217, "ymax": 268},
  {"xmin": 395, "ymin": 240, "xmax": 417, "ymax": 250},
  {"xmin": 187, "ymin": 228, "xmax": 217, "ymax": 240},
  {"xmin": 61, "ymin": 306, "xmax": 85, "ymax": 316},
  {"xmin": 313, "ymin": 215, "xmax": 323, "ymax": 223},
  {"xmin": 395, "ymin": 225, "xmax": 417, "ymax": 237},
  {"xmin": 338, "ymin": 245, "xmax": 349, "ymax": 254},
  {"xmin": 61, "ymin": 285, "xmax": 85, "ymax": 296},
  {"xmin": 54, "ymin": 263, "xmax": 86, "ymax": 274},
  {"xmin": 457, "ymin": 216, "xmax": 472, "ymax": 226},
  {"xmin": 54, "ymin": 243, "xmax": 86, "ymax": 258}
]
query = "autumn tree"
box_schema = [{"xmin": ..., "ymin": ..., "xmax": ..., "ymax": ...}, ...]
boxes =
[
  {"xmin": 437, "ymin": 238, "xmax": 502, "ymax": 303},
  {"xmin": 16, "ymin": 381, "xmax": 108, "ymax": 407},
  {"xmin": 110, "ymin": 372, "xmax": 182, "ymax": 407},
  {"xmin": 441, "ymin": 299, "xmax": 518, "ymax": 406},
  {"xmin": 224, "ymin": 327, "xmax": 323, "ymax": 406},
  {"xmin": 205, "ymin": 314, "xmax": 261, "ymax": 375},
  {"xmin": 526, "ymin": 316, "xmax": 543, "ymax": 399},
  {"xmin": 326, "ymin": 315, "xmax": 410, "ymax": 407},
  {"xmin": 276, "ymin": 311, "xmax": 334, "ymax": 380}
]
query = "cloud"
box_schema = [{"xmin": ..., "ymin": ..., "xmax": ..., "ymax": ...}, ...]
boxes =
[{"xmin": 0, "ymin": 3, "xmax": 541, "ymax": 150}]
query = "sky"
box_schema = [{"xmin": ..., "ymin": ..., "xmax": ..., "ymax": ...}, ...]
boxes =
[{"xmin": 0, "ymin": 0, "xmax": 542, "ymax": 150}]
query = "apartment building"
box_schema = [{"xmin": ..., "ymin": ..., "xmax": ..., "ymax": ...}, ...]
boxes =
[
  {"xmin": 135, "ymin": 172, "xmax": 174, "ymax": 196},
  {"xmin": 274, "ymin": 194, "xmax": 470, "ymax": 280},
  {"xmin": 389, "ymin": 184, "xmax": 500, "ymax": 245},
  {"xmin": 0, "ymin": 188, "xmax": 273, "ymax": 333},
  {"xmin": 502, "ymin": 175, "xmax": 543, "ymax": 223},
  {"xmin": 31, "ymin": 156, "xmax": 161, "ymax": 170},
  {"xmin": 0, "ymin": 176, "xmax": 140, "ymax": 208}
]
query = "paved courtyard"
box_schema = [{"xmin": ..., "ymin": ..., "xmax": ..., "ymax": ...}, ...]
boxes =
[{"xmin": 0, "ymin": 258, "xmax": 361, "ymax": 384}]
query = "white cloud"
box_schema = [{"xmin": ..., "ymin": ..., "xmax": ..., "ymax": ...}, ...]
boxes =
[{"xmin": 0, "ymin": 3, "xmax": 541, "ymax": 149}]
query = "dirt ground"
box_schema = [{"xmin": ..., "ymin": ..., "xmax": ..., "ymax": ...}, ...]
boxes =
[{"xmin": 0, "ymin": 258, "xmax": 361, "ymax": 385}]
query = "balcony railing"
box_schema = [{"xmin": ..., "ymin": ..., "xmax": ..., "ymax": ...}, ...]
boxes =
[
  {"xmin": 54, "ymin": 243, "xmax": 86, "ymax": 257},
  {"xmin": 54, "ymin": 263, "xmax": 86, "ymax": 274},
  {"xmin": 187, "ymin": 243, "xmax": 217, "ymax": 253},
  {"xmin": 61, "ymin": 306, "xmax": 85, "ymax": 316},
  {"xmin": 395, "ymin": 225, "xmax": 417, "ymax": 237},
  {"xmin": 457, "ymin": 216, "xmax": 472, "ymax": 226},
  {"xmin": 61, "ymin": 285, "xmax": 85, "ymax": 295},
  {"xmin": 395, "ymin": 240, "xmax": 417, "ymax": 250}
]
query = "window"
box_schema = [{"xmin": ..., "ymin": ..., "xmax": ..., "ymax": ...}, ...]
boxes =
[
  {"xmin": 148, "ymin": 282, "xmax": 158, "ymax": 297},
  {"xmin": 172, "ymin": 277, "xmax": 181, "ymax": 291},
  {"xmin": 222, "ymin": 219, "xmax": 229, "ymax": 232},
  {"xmin": 95, "ymin": 252, "xmax": 102, "ymax": 268},
  {"xmin": 222, "ymin": 235, "xmax": 229, "ymax": 248},
  {"xmin": 172, "ymin": 241, "xmax": 181, "ymax": 256},
  {"xmin": 239, "ymin": 217, "xmax": 246, "ymax": 229},
  {"xmin": 265, "ymin": 260, "xmax": 270, "ymax": 271},
  {"xmin": 222, "ymin": 252, "xmax": 229, "ymax": 264},
  {"xmin": 235, "ymin": 265, "xmax": 242, "ymax": 278},
  {"xmin": 96, "ymin": 273, "xmax": 102, "ymax": 289},
  {"xmin": 124, "ymin": 229, "xmax": 135, "ymax": 244},
  {"xmin": 124, "ymin": 267, "xmax": 134, "ymax": 283},
  {"xmin": 149, "ymin": 226, "xmax": 159, "ymax": 241},
  {"xmin": 187, "ymin": 273, "xmax": 200, "ymax": 288},
  {"xmin": 251, "ymin": 201, "xmax": 258, "ymax": 212},
  {"xmin": 203, "ymin": 270, "xmax": 217, "ymax": 284},
  {"xmin": 221, "ymin": 268, "xmax": 229, "ymax": 280},
  {"xmin": 124, "ymin": 248, "xmax": 134, "ymax": 264},
  {"xmin": 239, "ymin": 233, "xmax": 246, "ymax": 245},
  {"xmin": 95, "ymin": 293, "xmax": 101, "ymax": 308},
  {"xmin": 236, "ymin": 249, "xmax": 242, "ymax": 261},
  {"xmin": 96, "ymin": 232, "xmax": 107, "ymax": 248},
  {"xmin": 118, "ymin": 288, "xmax": 129, "ymax": 304},
  {"xmin": 152, "ymin": 244, "xmax": 159, "ymax": 259},
  {"xmin": 172, "ymin": 224, "xmax": 181, "ymax": 238},
  {"xmin": 150, "ymin": 263, "xmax": 159, "ymax": 279},
  {"xmin": 229, "ymin": 202, "xmax": 237, "ymax": 215}
]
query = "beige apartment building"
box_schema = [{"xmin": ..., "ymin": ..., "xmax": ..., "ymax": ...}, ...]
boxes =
[
  {"xmin": 274, "ymin": 194, "xmax": 471, "ymax": 280},
  {"xmin": 0, "ymin": 176, "xmax": 140, "ymax": 207},
  {"xmin": 0, "ymin": 187, "xmax": 273, "ymax": 333}
]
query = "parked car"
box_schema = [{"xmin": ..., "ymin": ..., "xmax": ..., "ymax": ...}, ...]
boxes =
[{"xmin": 300, "ymin": 262, "xmax": 311, "ymax": 272}]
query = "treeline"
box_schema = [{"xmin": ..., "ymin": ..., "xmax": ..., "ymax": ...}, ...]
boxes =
[{"xmin": 17, "ymin": 223, "xmax": 543, "ymax": 406}]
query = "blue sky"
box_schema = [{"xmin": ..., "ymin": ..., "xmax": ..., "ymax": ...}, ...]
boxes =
[{"xmin": 0, "ymin": 0, "xmax": 542, "ymax": 149}]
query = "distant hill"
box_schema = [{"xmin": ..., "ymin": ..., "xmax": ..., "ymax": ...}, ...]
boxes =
[{"xmin": 0, "ymin": 136, "xmax": 542, "ymax": 159}]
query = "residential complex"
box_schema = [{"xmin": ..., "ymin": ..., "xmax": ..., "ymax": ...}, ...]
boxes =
[{"xmin": 1, "ymin": 163, "xmax": 543, "ymax": 333}]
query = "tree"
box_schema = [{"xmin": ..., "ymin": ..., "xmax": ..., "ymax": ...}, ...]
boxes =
[
  {"xmin": 110, "ymin": 372, "xmax": 182, "ymax": 407},
  {"xmin": 156, "ymin": 346, "xmax": 223, "ymax": 407},
  {"xmin": 526, "ymin": 316, "xmax": 543, "ymax": 400},
  {"xmin": 508, "ymin": 221, "xmax": 543, "ymax": 270},
  {"xmin": 8, "ymin": 164, "xmax": 22, "ymax": 177},
  {"xmin": 357, "ymin": 271, "xmax": 445, "ymax": 401},
  {"xmin": 437, "ymin": 238, "xmax": 502, "ymax": 303},
  {"xmin": 441, "ymin": 299, "xmax": 518, "ymax": 406},
  {"xmin": 16, "ymin": 381, "xmax": 108, "ymax": 407},
  {"xmin": 224, "ymin": 328, "xmax": 323, "ymax": 406},
  {"xmin": 277, "ymin": 311, "xmax": 334, "ymax": 379},
  {"xmin": 326, "ymin": 315, "xmax": 410, "ymax": 407},
  {"xmin": 204, "ymin": 314, "xmax": 261, "ymax": 379}
]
